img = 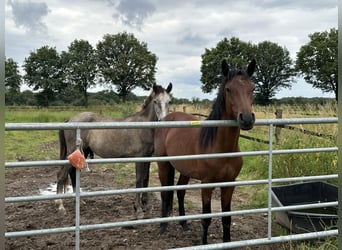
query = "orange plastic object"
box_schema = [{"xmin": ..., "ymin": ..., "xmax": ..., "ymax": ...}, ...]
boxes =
[{"xmin": 67, "ymin": 149, "xmax": 85, "ymax": 170}]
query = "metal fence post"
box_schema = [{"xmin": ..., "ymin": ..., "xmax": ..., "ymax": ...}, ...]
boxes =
[
  {"xmin": 267, "ymin": 124, "xmax": 273, "ymax": 240},
  {"xmin": 75, "ymin": 128, "xmax": 81, "ymax": 250}
]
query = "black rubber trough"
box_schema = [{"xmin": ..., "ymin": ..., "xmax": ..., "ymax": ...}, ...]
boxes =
[{"xmin": 271, "ymin": 181, "xmax": 338, "ymax": 233}]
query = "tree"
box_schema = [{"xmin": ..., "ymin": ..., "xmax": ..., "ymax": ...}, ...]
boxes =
[
  {"xmin": 5, "ymin": 58, "xmax": 22, "ymax": 105},
  {"xmin": 200, "ymin": 37, "xmax": 254, "ymax": 93},
  {"xmin": 62, "ymin": 39, "xmax": 98, "ymax": 107},
  {"xmin": 23, "ymin": 46, "xmax": 63, "ymax": 107},
  {"xmin": 200, "ymin": 37, "xmax": 296, "ymax": 105},
  {"xmin": 253, "ymin": 41, "xmax": 296, "ymax": 105},
  {"xmin": 296, "ymin": 28, "xmax": 338, "ymax": 102},
  {"xmin": 96, "ymin": 32, "xmax": 157, "ymax": 101}
]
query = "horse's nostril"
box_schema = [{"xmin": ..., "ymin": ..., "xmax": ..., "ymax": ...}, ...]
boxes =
[{"xmin": 239, "ymin": 113, "xmax": 255, "ymax": 123}]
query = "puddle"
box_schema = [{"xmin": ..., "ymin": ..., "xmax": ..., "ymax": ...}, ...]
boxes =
[{"xmin": 39, "ymin": 183, "xmax": 84, "ymax": 195}]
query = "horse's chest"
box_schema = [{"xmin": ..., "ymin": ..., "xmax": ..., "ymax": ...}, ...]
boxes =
[{"xmin": 205, "ymin": 158, "xmax": 242, "ymax": 182}]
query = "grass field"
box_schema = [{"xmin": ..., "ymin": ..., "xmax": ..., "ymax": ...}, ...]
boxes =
[{"xmin": 5, "ymin": 103, "xmax": 338, "ymax": 249}]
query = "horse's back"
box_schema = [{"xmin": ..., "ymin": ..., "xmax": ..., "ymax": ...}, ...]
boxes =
[
  {"xmin": 61, "ymin": 112, "xmax": 113, "ymax": 155},
  {"xmin": 66, "ymin": 112, "xmax": 153, "ymax": 158},
  {"xmin": 68, "ymin": 112, "xmax": 115, "ymax": 122}
]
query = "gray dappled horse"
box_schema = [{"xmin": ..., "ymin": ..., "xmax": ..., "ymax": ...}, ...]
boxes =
[{"xmin": 56, "ymin": 83, "xmax": 172, "ymax": 218}]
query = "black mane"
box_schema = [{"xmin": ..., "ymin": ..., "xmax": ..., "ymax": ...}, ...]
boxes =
[{"xmin": 199, "ymin": 68, "xmax": 246, "ymax": 148}]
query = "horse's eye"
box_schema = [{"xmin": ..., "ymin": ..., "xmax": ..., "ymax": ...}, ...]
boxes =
[{"xmin": 226, "ymin": 88, "xmax": 231, "ymax": 93}]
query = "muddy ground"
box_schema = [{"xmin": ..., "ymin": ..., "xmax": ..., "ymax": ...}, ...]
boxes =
[{"xmin": 5, "ymin": 144, "xmax": 283, "ymax": 250}]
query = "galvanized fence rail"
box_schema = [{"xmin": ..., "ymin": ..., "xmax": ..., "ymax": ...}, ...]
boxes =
[{"xmin": 5, "ymin": 117, "xmax": 339, "ymax": 249}]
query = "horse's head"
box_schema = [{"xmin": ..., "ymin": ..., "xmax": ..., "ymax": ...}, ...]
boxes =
[
  {"xmin": 222, "ymin": 59, "xmax": 256, "ymax": 130},
  {"xmin": 151, "ymin": 82, "xmax": 172, "ymax": 121}
]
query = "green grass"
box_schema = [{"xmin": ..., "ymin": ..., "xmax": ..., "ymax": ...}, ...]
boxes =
[
  {"xmin": 5, "ymin": 104, "xmax": 140, "ymax": 122},
  {"xmin": 5, "ymin": 130, "xmax": 57, "ymax": 161}
]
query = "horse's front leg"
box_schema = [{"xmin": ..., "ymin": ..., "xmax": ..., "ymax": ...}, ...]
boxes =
[
  {"xmin": 201, "ymin": 187, "xmax": 213, "ymax": 244},
  {"xmin": 134, "ymin": 162, "xmax": 150, "ymax": 219},
  {"xmin": 141, "ymin": 162, "xmax": 151, "ymax": 211},
  {"xmin": 158, "ymin": 162, "xmax": 175, "ymax": 234},
  {"xmin": 177, "ymin": 174, "xmax": 190, "ymax": 231},
  {"xmin": 221, "ymin": 186, "xmax": 235, "ymax": 242}
]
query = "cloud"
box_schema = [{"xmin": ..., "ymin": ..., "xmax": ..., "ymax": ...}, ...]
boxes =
[
  {"xmin": 256, "ymin": 0, "xmax": 337, "ymax": 10},
  {"xmin": 177, "ymin": 29, "xmax": 209, "ymax": 48},
  {"xmin": 113, "ymin": 0, "xmax": 156, "ymax": 29},
  {"xmin": 7, "ymin": 0, "xmax": 49, "ymax": 34},
  {"xmin": 4, "ymin": 0, "xmax": 337, "ymax": 99}
]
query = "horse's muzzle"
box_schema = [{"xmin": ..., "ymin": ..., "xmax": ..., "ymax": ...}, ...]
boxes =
[{"xmin": 238, "ymin": 113, "xmax": 255, "ymax": 130}]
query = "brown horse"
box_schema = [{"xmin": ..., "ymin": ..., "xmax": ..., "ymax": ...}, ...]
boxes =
[
  {"xmin": 154, "ymin": 59, "xmax": 256, "ymax": 244},
  {"xmin": 56, "ymin": 83, "xmax": 172, "ymax": 218}
]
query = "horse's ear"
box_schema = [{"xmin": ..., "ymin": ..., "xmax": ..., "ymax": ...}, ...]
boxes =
[
  {"xmin": 221, "ymin": 60, "xmax": 229, "ymax": 77},
  {"xmin": 166, "ymin": 82, "xmax": 172, "ymax": 93},
  {"xmin": 247, "ymin": 59, "xmax": 256, "ymax": 77},
  {"xmin": 152, "ymin": 83, "xmax": 158, "ymax": 93}
]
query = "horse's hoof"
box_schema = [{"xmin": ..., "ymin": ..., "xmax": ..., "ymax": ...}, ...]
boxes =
[
  {"xmin": 134, "ymin": 207, "xmax": 144, "ymax": 220},
  {"xmin": 55, "ymin": 199, "xmax": 67, "ymax": 215},
  {"xmin": 143, "ymin": 206, "xmax": 152, "ymax": 219},
  {"xmin": 181, "ymin": 223, "xmax": 190, "ymax": 232},
  {"xmin": 160, "ymin": 223, "xmax": 168, "ymax": 235},
  {"xmin": 160, "ymin": 229, "xmax": 168, "ymax": 235},
  {"xmin": 57, "ymin": 207, "xmax": 66, "ymax": 215}
]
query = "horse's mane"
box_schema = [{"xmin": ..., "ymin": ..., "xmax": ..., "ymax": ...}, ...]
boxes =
[
  {"xmin": 199, "ymin": 68, "xmax": 246, "ymax": 148},
  {"xmin": 141, "ymin": 85, "xmax": 165, "ymax": 110}
]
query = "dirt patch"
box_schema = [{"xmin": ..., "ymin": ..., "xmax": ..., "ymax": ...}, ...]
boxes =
[{"xmin": 5, "ymin": 154, "xmax": 282, "ymax": 249}]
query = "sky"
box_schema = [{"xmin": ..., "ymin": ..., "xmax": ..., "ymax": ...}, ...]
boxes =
[{"xmin": 5, "ymin": 0, "xmax": 338, "ymax": 100}]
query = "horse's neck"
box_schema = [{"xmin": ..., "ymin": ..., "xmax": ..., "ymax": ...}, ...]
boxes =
[
  {"xmin": 215, "ymin": 111, "xmax": 240, "ymax": 152},
  {"xmin": 136, "ymin": 102, "xmax": 157, "ymax": 121},
  {"xmin": 214, "ymin": 126, "xmax": 240, "ymax": 152}
]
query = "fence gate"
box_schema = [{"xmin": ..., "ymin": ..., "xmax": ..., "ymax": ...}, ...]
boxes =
[{"xmin": 5, "ymin": 117, "xmax": 339, "ymax": 249}]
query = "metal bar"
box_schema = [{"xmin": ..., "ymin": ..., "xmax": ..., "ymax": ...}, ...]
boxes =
[
  {"xmin": 4, "ymin": 117, "xmax": 338, "ymax": 131},
  {"xmin": 5, "ymin": 146, "xmax": 338, "ymax": 168},
  {"xmin": 5, "ymin": 174, "xmax": 338, "ymax": 203},
  {"xmin": 171, "ymin": 230, "xmax": 338, "ymax": 250},
  {"xmin": 5, "ymin": 201, "xmax": 337, "ymax": 237},
  {"xmin": 5, "ymin": 226, "xmax": 76, "ymax": 238},
  {"xmin": 6, "ymin": 201, "xmax": 337, "ymax": 238},
  {"xmin": 79, "ymin": 201, "xmax": 338, "ymax": 231}
]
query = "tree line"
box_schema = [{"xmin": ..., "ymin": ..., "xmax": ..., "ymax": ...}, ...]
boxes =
[{"xmin": 5, "ymin": 29, "xmax": 338, "ymax": 107}]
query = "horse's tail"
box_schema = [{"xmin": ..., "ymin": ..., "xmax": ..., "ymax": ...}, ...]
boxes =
[{"xmin": 59, "ymin": 121, "xmax": 68, "ymax": 160}]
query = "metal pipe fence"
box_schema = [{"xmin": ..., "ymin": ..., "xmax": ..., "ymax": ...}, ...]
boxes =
[{"xmin": 4, "ymin": 117, "xmax": 339, "ymax": 249}]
